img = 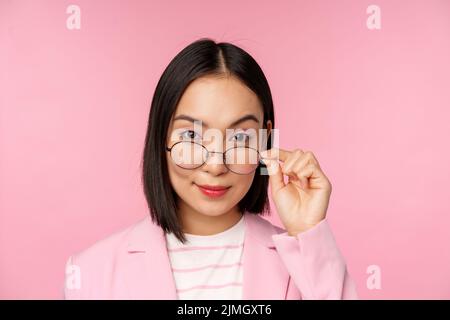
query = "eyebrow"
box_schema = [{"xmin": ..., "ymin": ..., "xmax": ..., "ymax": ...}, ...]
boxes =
[{"xmin": 173, "ymin": 114, "xmax": 260, "ymax": 128}]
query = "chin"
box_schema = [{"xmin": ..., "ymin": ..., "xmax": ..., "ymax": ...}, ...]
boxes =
[{"xmin": 195, "ymin": 202, "xmax": 232, "ymax": 216}]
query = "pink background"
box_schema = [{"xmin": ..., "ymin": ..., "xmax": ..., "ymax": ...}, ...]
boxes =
[{"xmin": 1, "ymin": 0, "xmax": 450, "ymax": 299}]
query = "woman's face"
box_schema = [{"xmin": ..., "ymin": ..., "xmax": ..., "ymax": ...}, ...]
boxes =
[{"xmin": 166, "ymin": 75, "xmax": 271, "ymax": 218}]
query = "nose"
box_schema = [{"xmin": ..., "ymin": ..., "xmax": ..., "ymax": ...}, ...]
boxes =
[{"xmin": 202, "ymin": 151, "xmax": 228, "ymax": 175}]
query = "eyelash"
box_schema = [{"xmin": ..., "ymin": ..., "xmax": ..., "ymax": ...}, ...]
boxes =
[
  {"xmin": 179, "ymin": 130, "xmax": 251, "ymax": 142},
  {"xmin": 179, "ymin": 130, "xmax": 200, "ymax": 140}
]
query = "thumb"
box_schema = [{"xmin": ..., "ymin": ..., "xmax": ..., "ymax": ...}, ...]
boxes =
[{"xmin": 261, "ymin": 157, "xmax": 285, "ymax": 195}]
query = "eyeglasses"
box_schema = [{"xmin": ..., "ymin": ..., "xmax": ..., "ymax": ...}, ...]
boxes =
[{"xmin": 165, "ymin": 141, "xmax": 263, "ymax": 175}]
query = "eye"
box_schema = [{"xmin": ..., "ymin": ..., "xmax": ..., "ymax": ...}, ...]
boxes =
[
  {"xmin": 179, "ymin": 130, "xmax": 201, "ymax": 141},
  {"xmin": 231, "ymin": 132, "xmax": 250, "ymax": 143}
]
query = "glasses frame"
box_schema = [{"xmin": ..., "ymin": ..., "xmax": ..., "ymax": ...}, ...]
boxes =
[{"xmin": 165, "ymin": 141, "xmax": 264, "ymax": 175}]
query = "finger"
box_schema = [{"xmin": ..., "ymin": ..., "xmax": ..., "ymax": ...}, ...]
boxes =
[
  {"xmin": 281, "ymin": 149, "xmax": 304, "ymax": 174},
  {"xmin": 303, "ymin": 151, "xmax": 321, "ymax": 169},
  {"xmin": 284, "ymin": 151, "xmax": 321, "ymax": 176},
  {"xmin": 295, "ymin": 163, "xmax": 314, "ymax": 181},
  {"xmin": 284, "ymin": 151, "xmax": 324, "ymax": 188},
  {"xmin": 260, "ymin": 157, "xmax": 285, "ymax": 195},
  {"xmin": 296, "ymin": 163, "xmax": 327, "ymax": 188},
  {"xmin": 260, "ymin": 147, "xmax": 294, "ymax": 162},
  {"xmin": 281, "ymin": 152, "xmax": 309, "ymax": 188},
  {"xmin": 290, "ymin": 159, "xmax": 312, "ymax": 188}
]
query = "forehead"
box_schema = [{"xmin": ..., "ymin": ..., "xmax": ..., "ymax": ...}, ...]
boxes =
[{"xmin": 172, "ymin": 75, "xmax": 264, "ymax": 127}]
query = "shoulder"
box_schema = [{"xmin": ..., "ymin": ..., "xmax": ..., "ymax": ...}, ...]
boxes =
[
  {"xmin": 245, "ymin": 212, "xmax": 285, "ymax": 233},
  {"xmin": 69, "ymin": 217, "xmax": 148, "ymax": 263},
  {"xmin": 244, "ymin": 212, "xmax": 286, "ymax": 247},
  {"xmin": 64, "ymin": 215, "xmax": 157, "ymax": 299}
]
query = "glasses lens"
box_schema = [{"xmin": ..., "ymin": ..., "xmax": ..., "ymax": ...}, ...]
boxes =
[
  {"xmin": 225, "ymin": 147, "xmax": 260, "ymax": 174},
  {"xmin": 170, "ymin": 142, "xmax": 207, "ymax": 168}
]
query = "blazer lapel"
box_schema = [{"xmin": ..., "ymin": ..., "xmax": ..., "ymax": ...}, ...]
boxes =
[
  {"xmin": 242, "ymin": 213, "xmax": 290, "ymax": 300},
  {"xmin": 125, "ymin": 216, "xmax": 178, "ymax": 299},
  {"xmin": 123, "ymin": 213, "xmax": 290, "ymax": 300}
]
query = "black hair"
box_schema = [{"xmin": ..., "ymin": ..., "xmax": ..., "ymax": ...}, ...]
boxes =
[{"xmin": 141, "ymin": 38, "xmax": 275, "ymax": 243}]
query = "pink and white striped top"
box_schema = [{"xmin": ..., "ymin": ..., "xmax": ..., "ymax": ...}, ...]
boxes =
[{"xmin": 164, "ymin": 214, "xmax": 245, "ymax": 300}]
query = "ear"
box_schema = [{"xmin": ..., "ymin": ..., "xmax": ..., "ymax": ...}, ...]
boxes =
[
  {"xmin": 258, "ymin": 120, "xmax": 273, "ymax": 167},
  {"xmin": 266, "ymin": 120, "xmax": 272, "ymax": 139}
]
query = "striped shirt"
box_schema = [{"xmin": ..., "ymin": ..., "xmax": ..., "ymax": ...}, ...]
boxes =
[{"xmin": 165, "ymin": 214, "xmax": 245, "ymax": 300}]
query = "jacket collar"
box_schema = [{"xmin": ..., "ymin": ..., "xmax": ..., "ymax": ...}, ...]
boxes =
[
  {"xmin": 126, "ymin": 212, "xmax": 276, "ymax": 252},
  {"xmin": 124, "ymin": 212, "xmax": 289, "ymax": 299}
]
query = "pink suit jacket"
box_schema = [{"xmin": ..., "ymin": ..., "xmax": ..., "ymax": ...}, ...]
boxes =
[{"xmin": 64, "ymin": 213, "xmax": 358, "ymax": 299}]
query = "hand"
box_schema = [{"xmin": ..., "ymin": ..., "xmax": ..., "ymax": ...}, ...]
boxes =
[{"xmin": 260, "ymin": 148, "xmax": 333, "ymax": 237}]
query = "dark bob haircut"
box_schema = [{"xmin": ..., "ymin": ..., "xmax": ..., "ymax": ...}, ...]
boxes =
[{"xmin": 141, "ymin": 38, "xmax": 275, "ymax": 243}]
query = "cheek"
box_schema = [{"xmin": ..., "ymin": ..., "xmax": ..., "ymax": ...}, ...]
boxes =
[
  {"xmin": 167, "ymin": 156, "xmax": 194, "ymax": 187},
  {"xmin": 230, "ymin": 173, "xmax": 255, "ymax": 197}
]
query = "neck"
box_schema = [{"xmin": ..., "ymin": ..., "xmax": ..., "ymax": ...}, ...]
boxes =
[{"xmin": 177, "ymin": 202, "xmax": 243, "ymax": 236}]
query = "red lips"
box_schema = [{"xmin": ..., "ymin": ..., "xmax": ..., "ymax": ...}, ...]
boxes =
[
  {"xmin": 197, "ymin": 184, "xmax": 230, "ymax": 190},
  {"xmin": 196, "ymin": 184, "xmax": 231, "ymax": 198}
]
